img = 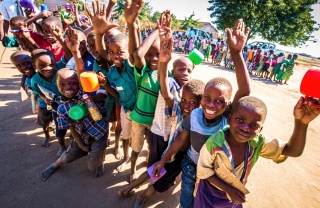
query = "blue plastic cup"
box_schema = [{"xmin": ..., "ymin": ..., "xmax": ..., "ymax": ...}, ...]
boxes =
[{"xmin": 40, "ymin": 4, "xmax": 48, "ymax": 11}]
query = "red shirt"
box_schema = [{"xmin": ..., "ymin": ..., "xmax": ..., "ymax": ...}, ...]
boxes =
[{"xmin": 30, "ymin": 32, "xmax": 65, "ymax": 62}]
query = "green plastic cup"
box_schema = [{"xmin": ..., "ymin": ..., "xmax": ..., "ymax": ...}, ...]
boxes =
[
  {"xmin": 188, "ymin": 49, "xmax": 204, "ymax": 65},
  {"xmin": 68, "ymin": 102, "xmax": 88, "ymax": 120}
]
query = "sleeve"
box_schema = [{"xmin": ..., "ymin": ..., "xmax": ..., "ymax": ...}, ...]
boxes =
[
  {"xmin": 31, "ymin": 75, "xmax": 41, "ymax": 95},
  {"xmin": 182, "ymin": 114, "xmax": 191, "ymax": 132},
  {"xmin": 197, "ymin": 139, "xmax": 216, "ymax": 179},
  {"xmin": 30, "ymin": 32, "xmax": 45, "ymax": 48},
  {"xmin": 260, "ymin": 137, "xmax": 288, "ymax": 163},
  {"xmin": 134, "ymin": 63, "xmax": 146, "ymax": 81},
  {"xmin": 57, "ymin": 105, "xmax": 71, "ymax": 130},
  {"xmin": 2, "ymin": 36, "xmax": 19, "ymax": 47},
  {"xmin": 65, "ymin": 57, "xmax": 75, "ymax": 70},
  {"xmin": 0, "ymin": 4, "xmax": 10, "ymax": 20},
  {"xmin": 56, "ymin": 56, "xmax": 67, "ymax": 70}
]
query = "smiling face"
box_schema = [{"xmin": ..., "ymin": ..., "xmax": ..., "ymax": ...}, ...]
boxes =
[
  {"xmin": 180, "ymin": 89, "xmax": 201, "ymax": 118},
  {"xmin": 145, "ymin": 42, "xmax": 160, "ymax": 70},
  {"xmin": 201, "ymin": 84, "xmax": 230, "ymax": 122},
  {"xmin": 34, "ymin": 55, "xmax": 56, "ymax": 79},
  {"xmin": 11, "ymin": 53, "xmax": 35, "ymax": 77},
  {"xmin": 108, "ymin": 41, "xmax": 129, "ymax": 68},
  {"xmin": 172, "ymin": 59, "xmax": 194, "ymax": 87},
  {"xmin": 57, "ymin": 70, "xmax": 79, "ymax": 99},
  {"xmin": 228, "ymin": 106, "xmax": 264, "ymax": 143}
]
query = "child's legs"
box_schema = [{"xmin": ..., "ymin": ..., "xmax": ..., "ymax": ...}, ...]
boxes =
[
  {"xmin": 58, "ymin": 140, "xmax": 88, "ymax": 167},
  {"xmin": 36, "ymin": 107, "xmax": 53, "ymax": 147},
  {"xmin": 180, "ymin": 156, "xmax": 197, "ymax": 208},
  {"xmin": 147, "ymin": 131, "xmax": 168, "ymax": 168},
  {"xmin": 87, "ymin": 133, "xmax": 108, "ymax": 171},
  {"xmin": 52, "ymin": 111, "xmax": 67, "ymax": 147},
  {"xmin": 131, "ymin": 121, "xmax": 151, "ymax": 175}
]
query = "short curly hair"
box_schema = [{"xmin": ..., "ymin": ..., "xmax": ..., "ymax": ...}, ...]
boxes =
[
  {"xmin": 31, "ymin": 49, "xmax": 55, "ymax": 64},
  {"xmin": 42, "ymin": 16, "xmax": 63, "ymax": 30},
  {"xmin": 205, "ymin": 77, "xmax": 233, "ymax": 101},
  {"xmin": 183, "ymin": 79, "xmax": 205, "ymax": 102},
  {"xmin": 232, "ymin": 96, "xmax": 267, "ymax": 122}
]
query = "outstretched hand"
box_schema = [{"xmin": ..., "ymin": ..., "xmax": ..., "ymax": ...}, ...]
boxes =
[
  {"xmin": 157, "ymin": 10, "xmax": 173, "ymax": 63},
  {"xmin": 85, "ymin": 0, "xmax": 118, "ymax": 36},
  {"xmin": 65, "ymin": 28, "xmax": 80, "ymax": 53},
  {"xmin": 226, "ymin": 19, "xmax": 250, "ymax": 53},
  {"xmin": 124, "ymin": 0, "xmax": 144, "ymax": 24},
  {"xmin": 97, "ymin": 72, "xmax": 107, "ymax": 86},
  {"xmin": 18, "ymin": 22, "xmax": 31, "ymax": 39},
  {"xmin": 294, "ymin": 96, "xmax": 320, "ymax": 125},
  {"xmin": 50, "ymin": 25, "xmax": 63, "ymax": 39}
]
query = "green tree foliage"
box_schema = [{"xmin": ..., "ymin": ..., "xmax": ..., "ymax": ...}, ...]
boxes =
[
  {"xmin": 151, "ymin": 11, "xmax": 161, "ymax": 22},
  {"xmin": 114, "ymin": 0, "xmax": 152, "ymax": 20},
  {"xmin": 179, "ymin": 12, "xmax": 201, "ymax": 30},
  {"xmin": 207, "ymin": 0, "xmax": 319, "ymax": 46},
  {"xmin": 34, "ymin": 0, "xmax": 44, "ymax": 6}
]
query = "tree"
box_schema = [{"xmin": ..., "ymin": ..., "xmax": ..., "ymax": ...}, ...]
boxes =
[
  {"xmin": 151, "ymin": 11, "xmax": 161, "ymax": 22},
  {"xmin": 179, "ymin": 12, "xmax": 201, "ymax": 30},
  {"xmin": 114, "ymin": 0, "xmax": 152, "ymax": 20},
  {"xmin": 207, "ymin": 0, "xmax": 319, "ymax": 46}
]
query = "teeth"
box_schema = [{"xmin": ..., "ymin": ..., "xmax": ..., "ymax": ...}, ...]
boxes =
[
  {"xmin": 205, "ymin": 109, "xmax": 215, "ymax": 115},
  {"xmin": 64, "ymin": 91, "xmax": 73, "ymax": 94}
]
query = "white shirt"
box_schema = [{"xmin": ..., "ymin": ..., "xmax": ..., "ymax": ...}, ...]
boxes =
[{"xmin": 0, "ymin": 0, "xmax": 19, "ymax": 20}]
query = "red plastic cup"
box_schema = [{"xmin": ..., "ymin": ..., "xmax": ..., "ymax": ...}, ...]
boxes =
[{"xmin": 300, "ymin": 68, "xmax": 320, "ymax": 108}]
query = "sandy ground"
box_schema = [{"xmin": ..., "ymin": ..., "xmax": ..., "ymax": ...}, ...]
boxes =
[{"xmin": 0, "ymin": 45, "xmax": 320, "ymax": 208}]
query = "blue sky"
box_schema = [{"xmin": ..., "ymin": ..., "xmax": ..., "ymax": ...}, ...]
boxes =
[{"xmin": 148, "ymin": 0, "xmax": 320, "ymax": 57}]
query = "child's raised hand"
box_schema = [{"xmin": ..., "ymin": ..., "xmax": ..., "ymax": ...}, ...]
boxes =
[
  {"xmin": 37, "ymin": 10, "xmax": 52, "ymax": 19},
  {"xmin": 226, "ymin": 186, "xmax": 247, "ymax": 204},
  {"xmin": 124, "ymin": 0, "xmax": 143, "ymax": 24},
  {"xmin": 226, "ymin": 19, "xmax": 250, "ymax": 53},
  {"xmin": 294, "ymin": 96, "xmax": 320, "ymax": 125},
  {"xmin": 65, "ymin": 28, "xmax": 80, "ymax": 53},
  {"xmin": 18, "ymin": 22, "xmax": 31, "ymax": 39},
  {"xmin": 50, "ymin": 25, "xmax": 63, "ymax": 39},
  {"xmin": 157, "ymin": 10, "xmax": 173, "ymax": 63},
  {"xmin": 85, "ymin": 0, "xmax": 118, "ymax": 36}
]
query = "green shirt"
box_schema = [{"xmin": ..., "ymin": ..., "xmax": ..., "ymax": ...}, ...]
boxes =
[
  {"xmin": 31, "ymin": 56, "xmax": 67, "ymax": 108},
  {"xmin": 130, "ymin": 63, "xmax": 160, "ymax": 125}
]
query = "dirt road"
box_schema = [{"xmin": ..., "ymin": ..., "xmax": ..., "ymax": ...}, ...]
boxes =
[{"xmin": 0, "ymin": 45, "xmax": 319, "ymax": 208}]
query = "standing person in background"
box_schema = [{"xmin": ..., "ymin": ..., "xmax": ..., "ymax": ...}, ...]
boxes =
[
  {"xmin": 201, "ymin": 35, "xmax": 207, "ymax": 56},
  {"xmin": 0, "ymin": 0, "xmax": 23, "ymax": 34}
]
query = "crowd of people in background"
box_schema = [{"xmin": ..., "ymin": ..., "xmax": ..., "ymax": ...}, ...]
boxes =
[{"xmin": 0, "ymin": 0, "xmax": 319, "ymax": 208}]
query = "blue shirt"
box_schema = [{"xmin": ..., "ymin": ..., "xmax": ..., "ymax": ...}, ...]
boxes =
[{"xmin": 107, "ymin": 59, "xmax": 137, "ymax": 112}]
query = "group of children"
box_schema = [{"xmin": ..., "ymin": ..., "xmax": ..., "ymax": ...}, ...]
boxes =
[{"xmin": 2, "ymin": 0, "xmax": 320, "ymax": 208}]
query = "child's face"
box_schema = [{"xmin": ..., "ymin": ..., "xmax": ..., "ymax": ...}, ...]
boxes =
[
  {"xmin": 228, "ymin": 106, "xmax": 264, "ymax": 143},
  {"xmin": 42, "ymin": 21, "xmax": 57, "ymax": 43},
  {"xmin": 34, "ymin": 55, "xmax": 56, "ymax": 79},
  {"xmin": 11, "ymin": 54, "xmax": 35, "ymax": 77},
  {"xmin": 180, "ymin": 89, "xmax": 201, "ymax": 118},
  {"xmin": 87, "ymin": 35, "xmax": 100, "ymax": 59},
  {"xmin": 201, "ymin": 84, "xmax": 229, "ymax": 122},
  {"xmin": 57, "ymin": 72, "xmax": 79, "ymax": 99},
  {"xmin": 108, "ymin": 41, "xmax": 129, "ymax": 68},
  {"xmin": 172, "ymin": 60, "xmax": 193, "ymax": 87},
  {"xmin": 15, "ymin": 36, "xmax": 33, "ymax": 52},
  {"xmin": 145, "ymin": 42, "xmax": 160, "ymax": 71}
]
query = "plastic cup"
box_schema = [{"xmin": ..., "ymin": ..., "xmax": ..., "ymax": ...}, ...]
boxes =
[
  {"xmin": 40, "ymin": 4, "xmax": 48, "ymax": 11},
  {"xmin": 80, "ymin": 71, "xmax": 100, "ymax": 92},
  {"xmin": 300, "ymin": 68, "xmax": 320, "ymax": 99},
  {"xmin": 188, "ymin": 49, "xmax": 204, "ymax": 65},
  {"xmin": 68, "ymin": 102, "xmax": 88, "ymax": 120}
]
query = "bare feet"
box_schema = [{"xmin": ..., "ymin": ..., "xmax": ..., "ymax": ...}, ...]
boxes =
[
  {"xmin": 95, "ymin": 164, "xmax": 105, "ymax": 177},
  {"xmin": 42, "ymin": 163, "xmax": 56, "ymax": 181},
  {"xmin": 41, "ymin": 137, "xmax": 50, "ymax": 148},
  {"xmin": 114, "ymin": 147, "xmax": 124, "ymax": 160},
  {"xmin": 116, "ymin": 157, "xmax": 130, "ymax": 172},
  {"xmin": 56, "ymin": 146, "xmax": 66, "ymax": 158},
  {"xmin": 133, "ymin": 195, "xmax": 143, "ymax": 208},
  {"xmin": 118, "ymin": 187, "xmax": 135, "ymax": 197}
]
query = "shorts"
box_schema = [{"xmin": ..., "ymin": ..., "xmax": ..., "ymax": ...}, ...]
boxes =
[
  {"xmin": 36, "ymin": 107, "xmax": 53, "ymax": 127},
  {"xmin": 131, "ymin": 121, "xmax": 151, "ymax": 152},
  {"xmin": 153, "ymin": 151, "xmax": 185, "ymax": 193},
  {"xmin": 120, "ymin": 106, "xmax": 132, "ymax": 139},
  {"xmin": 61, "ymin": 133, "xmax": 108, "ymax": 170},
  {"xmin": 147, "ymin": 131, "xmax": 168, "ymax": 168}
]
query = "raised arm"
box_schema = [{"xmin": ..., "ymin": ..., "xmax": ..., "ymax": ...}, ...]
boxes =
[
  {"xmin": 226, "ymin": 19, "xmax": 251, "ymax": 108},
  {"xmin": 24, "ymin": 11, "xmax": 52, "ymax": 26},
  {"xmin": 282, "ymin": 97, "xmax": 320, "ymax": 157},
  {"xmin": 65, "ymin": 28, "xmax": 85, "ymax": 78},
  {"xmin": 18, "ymin": 22, "xmax": 40, "ymax": 50},
  {"xmin": 50, "ymin": 25, "xmax": 72, "ymax": 61},
  {"xmin": 85, "ymin": 0, "xmax": 118, "ymax": 60},
  {"xmin": 157, "ymin": 10, "xmax": 175, "ymax": 108},
  {"xmin": 124, "ymin": 0, "xmax": 143, "ymax": 64}
]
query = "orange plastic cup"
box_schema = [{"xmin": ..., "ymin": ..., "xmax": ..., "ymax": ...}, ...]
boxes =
[{"xmin": 80, "ymin": 72, "xmax": 100, "ymax": 92}]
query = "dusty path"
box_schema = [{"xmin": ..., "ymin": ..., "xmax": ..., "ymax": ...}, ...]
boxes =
[{"xmin": 0, "ymin": 45, "xmax": 319, "ymax": 208}]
